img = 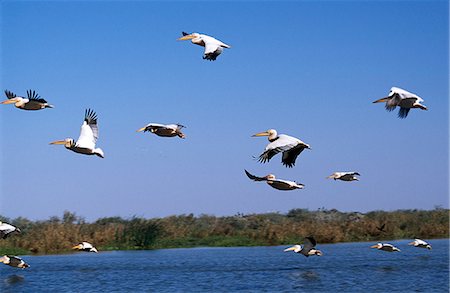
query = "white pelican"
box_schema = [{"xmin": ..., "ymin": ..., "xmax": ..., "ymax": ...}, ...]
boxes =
[
  {"xmin": 370, "ymin": 243, "xmax": 401, "ymax": 252},
  {"xmin": 252, "ymin": 129, "xmax": 310, "ymax": 168},
  {"xmin": 50, "ymin": 109, "xmax": 104, "ymax": 158},
  {"xmin": 284, "ymin": 237, "xmax": 322, "ymax": 257},
  {"xmin": 408, "ymin": 239, "xmax": 432, "ymax": 250},
  {"xmin": 0, "ymin": 255, "xmax": 29, "ymax": 269},
  {"xmin": 178, "ymin": 32, "xmax": 231, "ymax": 61},
  {"xmin": 327, "ymin": 172, "xmax": 360, "ymax": 181},
  {"xmin": 244, "ymin": 170, "xmax": 304, "ymax": 190},
  {"xmin": 373, "ymin": 87, "xmax": 427, "ymax": 118},
  {"xmin": 137, "ymin": 123, "xmax": 186, "ymax": 139},
  {"xmin": 0, "ymin": 222, "xmax": 21, "ymax": 239},
  {"xmin": 72, "ymin": 241, "xmax": 98, "ymax": 253},
  {"xmin": 1, "ymin": 89, "xmax": 53, "ymax": 110}
]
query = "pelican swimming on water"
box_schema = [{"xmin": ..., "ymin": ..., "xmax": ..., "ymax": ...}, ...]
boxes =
[
  {"xmin": 50, "ymin": 109, "xmax": 104, "ymax": 158},
  {"xmin": 178, "ymin": 32, "xmax": 231, "ymax": 61},
  {"xmin": 284, "ymin": 237, "xmax": 322, "ymax": 257},
  {"xmin": 327, "ymin": 172, "xmax": 360, "ymax": 181},
  {"xmin": 408, "ymin": 239, "xmax": 432, "ymax": 250},
  {"xmin": 0, "ymin": 222, "xmax": 21, "ymax": 239},
  {"xmin": 373, "ymin": 87, "xmax": 427, "ymax": 118},
  {"xmin": 252, "ymin": 129, "xmax": 310, "ymax": 168},
  {"xmin": 137, "ymin": 123, "xmax": 186, "ymax": 139},
  {"xmin": 244, "ymin": 170, "xmax": 304, "ymax": 190},
  {"xmin": 370, "ymin": 243, "xmax": 401, "ymax": 252},
  {"xmin": 72, "ymin": 242, "xmax": 98, "ymax": 253},
  {"xmin": 1, "ymin": 89, "xmax": 53, "ymax": 110},
  {"xmin": 0, "ymin": 255, "xmax": 29, "ymax": 269}
]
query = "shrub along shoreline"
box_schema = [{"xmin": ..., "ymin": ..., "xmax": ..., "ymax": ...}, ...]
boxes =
[{"xmin": 1, "ymin": 208, "xmax": 448, "ymax": 255}]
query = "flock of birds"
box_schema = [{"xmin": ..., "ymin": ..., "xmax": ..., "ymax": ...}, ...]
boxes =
[{"xmin": 1, "ymin": 32, "xmax": 430, "ymax": 269}]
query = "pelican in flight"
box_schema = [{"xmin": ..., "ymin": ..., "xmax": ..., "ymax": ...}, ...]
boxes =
[
  {"xmin": 284, "ymin": 237, "xmax": 322, "ymax": 257},
  {"xmin": 0, "ymin": 222, "xmax": 21, "ymax": 239},
  {"xmin": 244, "ymin": 170, "xmax": 304, "ymax": 190},
  {"xmin": 137, "ymin": 123, "xmax": 186, "ymax": 139},
  {"xmin": 327, "ymin": 172, "xmax": 360, "ymax": 181},
  {"xmin": 50, "ymin": 109, "xmax": 104, "ymax": 158},
  {"xmin": 370, "ymin": 243, "xmax": 401, "ymax": 252},
  {"xmin": 0, "ymin": 255, "xmax": 29, "ymax": 269},
  {"xmin": 72, "ymin": 242, "xmax": 98, "ymax": 253},
  {"xmin": 252, "ymin": 129, "xmax": 310, "ymax": 168},
  {"xmin": 178, "ymin": 32, "xmax": 231, "ymax": 61},
  {"xmin": 1, "ymin": 89, "xmax": 53, "ymax": 110},
  {"xmin": 408, "ymin": 239, "xmax": 432, "ymax": 250},
  {"xmin": 373, "ymin": 87, "xmax": 427, "ymax": 118}
]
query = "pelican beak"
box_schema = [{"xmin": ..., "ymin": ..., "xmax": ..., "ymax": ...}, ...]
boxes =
[
  {"xmin": 136, "ymin": 127, "xmax": 147, "ymax": 132},
  {"xmin": 252, "ymin": 131, "xmax": 270, "ymax": 137},
  {"xmin": 177, "ymin": 34, "xmax": 196, "ymax": 41},
  {"xmin": 49, "ymin": 140, "xmax": 66, "ymax": 145},
  {"xmin": 283, "ymin": 246, "xmax": 296, "ymax": 252},
  {"xmin": 1, "ymin": 99, "xmax": 16, "ymax": 104},
  {"xmin": 407, "ymin": 242, "xmax": 415, "ymax": 245},
  {"xmin": 372, "ymin": 97, "xmax": 389, "ymax": 103},
  {"xmin": 370, "ymin": 245, "xmax": 378, "ymax": 249},
  {"xmin": 72, "ymin": 244, "xmax": 82, "ymax": 250}
]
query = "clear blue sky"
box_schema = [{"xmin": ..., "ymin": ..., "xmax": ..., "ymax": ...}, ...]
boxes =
[{"xmin": 1, "ymin": 1, "xmax": 448, "ymax": 221}]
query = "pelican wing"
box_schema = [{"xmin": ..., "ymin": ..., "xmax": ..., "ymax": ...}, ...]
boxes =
[
  {"xmin": 300, "ymin": 237, "xmax": 317, "ymax": 256},
  {"xmin": 8, "ymin": 256, "xmax": 24, "ymax": 267},
  {"xmin": 269, "ymin": 179, "xmax": 304, "ymax": 190},
  {"xmin": 244, "ymin": 170, "xmax": 267, "ymax": 182},
  {"xmin": 76, "ymin": 109, "xmax": 98, "ymax": 149},
  {"xmin": 27, "ymin": 90, "xmax": 48, "ymax": 103},
  {"xmin": 415, "ymin": 239, "xmax": 428, "ymax": 245},
  {"xmin": 4, "ymin": 90, "xmax": 16, "ymax": 99},
  {"xmin": 385, "ymin": 93, "xmax": 401, "ymax": 111},
  {"xmin": 281, "ymin": 144, "xmax": 307, "ymax": 167},
  {"xmin": 0, "ymin": 223, "xmax": 17, "ymax": 239},
  {"xmin": 398, "ymin": 107, "xmax": 411, "ymax": 119}
]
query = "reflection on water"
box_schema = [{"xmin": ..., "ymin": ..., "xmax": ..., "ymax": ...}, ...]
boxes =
[
  {"xmin": 301, "ymin": 271, "xmax": 320, "ymax": 281},
  {"xmin": 379, "ymin": 266, "xmax": 396, "ymax": 272},
  {"xmin": 3, "ymin": 274, "xmax": 24, "ymax": 286}
]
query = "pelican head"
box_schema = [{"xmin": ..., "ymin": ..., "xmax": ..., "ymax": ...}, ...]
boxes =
[
  {"xmin": 49, "ymin": 138, "xmax": 75, "ymax": 149},
  {"xmin": 72, "ymin": 244, "xmax": 83, "ymax": 250},
  {"xmin": 370, "ymin": 243, "xmax": 382, "ymax": 249},
  {"xmin": 177, "ymin": 32, "xmax": 201, "ymax": 42},
  {"xmin": 265, "ymin": 174, "xmax": 276, "ymax": 181},
  {"xmin": 252, "ymin": 129, "xmax": 277, "ymax": 140},
  {"xmin": 1, "ymin": 97, "xmax": 26, "ymax": 107},
  {"xmin": 0, "ymin": 255, "xmax": 9, "ymax": 264},
  {"xmin": 284, "ymin": 244, "xmax": 302, "ymax": 253}
]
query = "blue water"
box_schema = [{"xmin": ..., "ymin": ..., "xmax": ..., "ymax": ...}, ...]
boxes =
[{"xmin": 1, "ymin": 239, "xmax": 448, "ymax": 292}]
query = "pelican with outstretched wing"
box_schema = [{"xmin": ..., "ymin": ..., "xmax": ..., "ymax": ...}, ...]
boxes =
[
  {"xmin": 252, "ymin": 129, "xmax": 310, "ymax": 168},
  {"xmin": 327, "ymin": 172, "xmax": 360, "ymax": 181},
  {"xmin": 50, "ymin": 109, "xmax": 104, "ymax": 158},
  {"xmin": 137, "ymin": 123, "xmax": 186, "ymax": 139},
  {"xmin": 408, "ymin": 239, "xmax": 432, "ymax": 250},
  {"xmin": 0, "ymin": 222, "xmax": 21, "ymax": 239},
  {"xmin": 284, "ymin": 237, "xmax": 322, "ymax": 257},
  {"xmin": 1, "ymin": 89, "xmax": 53, "ymax": 110},
  {"xmin": 370, "ymin": 243, "xmax": 401, "ymax": 252},
  {"xmin": 373, "ymin": 87, "xmax": 427, "ymax": 118},
  {"xmin": 0, "ymin": 255, "xmax": 29, "ymax": 269},
  {"xmin": 178, "ymin": 32, "xmax": 231, "ymax": 61},
  {"xmin": 72, "ymin": 241, "xmax": 98, "ymax": 253},
  {"xmin": 244, "ymin": 170, "xmax": 304, "ymax": 190}
]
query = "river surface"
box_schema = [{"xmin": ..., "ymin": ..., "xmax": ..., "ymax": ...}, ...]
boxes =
[{"xmin": 1, "ymin": 239, "xmax": 448, "ymax": 292}]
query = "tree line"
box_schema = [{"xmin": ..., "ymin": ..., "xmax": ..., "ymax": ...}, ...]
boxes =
[{"xmin": 0, "ymin": 208, "xmax": 448, "ymax": 255}]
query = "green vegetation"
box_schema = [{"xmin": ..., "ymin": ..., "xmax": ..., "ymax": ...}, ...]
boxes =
[{"xmin": 0, "ymin": 208, "xmax": 448, "ymax": 255}]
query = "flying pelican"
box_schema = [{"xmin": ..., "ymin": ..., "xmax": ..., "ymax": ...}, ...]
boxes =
[
  {"xmin": 373, "ymin": 87, "xmax": 427, "ymax": 118},
  {"xmin": 244, "ymin": 170, "xmax": 304, "ymax": 190},
  {"xmin": 284, "ymin": 237, "xmax": 322, "ymax": 257},
  {"xmin": 327, "ymin": 172, "xmax": 360, "ymax": 181},
  {"xmin": 1, "ymin": 89, "xmax": 53, "ymax": 110},
  {"xmin": 376, "ymin": 223, "xmax": 386, "ymax": 233},
  {"xmin": 137, "ymin": 123, "xmax": 186, "ymax": 139},
  {"xmin": 72, "ymin": 241, "xmax": 98, "ymax": 253},
  {"xmin": 370, "ymin": 243, "xmax": 401, "ymax": 252},
  {"xmin": 0, "ymin": 222, "xmax": 21, "ymax": 239},
  {"xmin": 252, "ymin": 129, "xmax": 310, "ymax": 168},
  {"xmin": 50, "ymin": 109, "xmax": 104, "ymax": 158},
  {"xmin": 178, "ymin": 32, "xmax": 231, "ymax": 61},
  {"xmin": 408, "ymin": 239, "xmax": 432, "ymax": 250},
  {"xmin": 0, "ymin": 255, "xmax": 29, "ymax": 269}
]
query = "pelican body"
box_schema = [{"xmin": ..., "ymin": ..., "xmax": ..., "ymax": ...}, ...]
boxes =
[
  {"xmin": 0, "ymin": 221, "xmax": 21, "ymax": 239},
  {"xmin": 253, "ymin": 129, "xmax": 310, "ymax": 168},
  {"xmin": 50, "ymin": 109, "xmax": 104, "ymax": 158},
  {"xmin": 2, "ymin": 89, "xmax": 53, "ymax": 110},
  {"xmin": 327, "ymin": 172, "xmax": 360, "ymax": 181},
  {"xmin": 284, "ymin": 237, "xmax": 322, "ymax": 257},
  {"xmin": 137, "ymin": 123, "xmax": 186, "ymax": 139},
  {"xmin": 373, "ymin": 87, "xmax": 427, "ymax": 118},
  {"xmin": 370, "ymin": 243, "xmax": 401, "ymax": 252},
  {"xmin": 0, "ymin": 255, "xmax": 29, "ymax": 269},
  {"xmin": 73, "ymin": 241, "xmax": 98, "ymax": 253},
  {"xmin": 244, "ymin": 170, "xmax": 304, "ymax": 190},
  {"xmin": 178, "ymin": 32, "xmax": 231, "ymax": 61},
  {"xmin": 408, "ymin": 239, "xmax": 432, "ymax": 250}
]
